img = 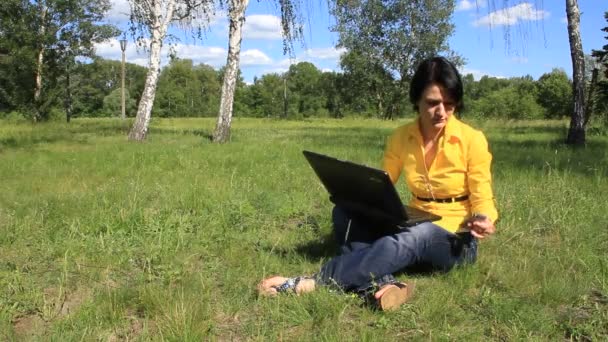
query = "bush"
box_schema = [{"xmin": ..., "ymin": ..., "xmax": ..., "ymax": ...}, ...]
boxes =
[
  {"xmin": 469, "ymin": 86, "xmax": 544, "ymax": 120},
  {"xmin": 48, "ymin": 107, "xmax": 65, "ymax": 122},
  {"xmin": 0, "ymin": 111, "xmax": 28, "ymax": 123}
]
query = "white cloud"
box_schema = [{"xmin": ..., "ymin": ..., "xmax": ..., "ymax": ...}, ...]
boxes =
[
  {"xmin": 171, "ymin": 44, "xmax": 227, "ymax": 66},
  {"xmin": 94, "ymin": 38, "xmax": 229, "ymax": 68},
  {"xmin": 261, "ymin": 67, "xmax": 290, "ymax": 75},
  {"xmin": 303, "ymin": 47, "xmax": 346, "ymax": 61},
  {"xmin": 95, "ymin": 38, "xmax": 277, "ymax": 71},
  {"xmin": 454, "ymin": 0, "xmax": 488, "ymax": 11},
  {"xmin": 240, "ymin": 49, "xmax": 273, "ymax": 66},
  {"xmin": 460, "ymin": 67, "xmax": 505, "ymax": 80},
  {"xmin": 130, "ymin": 58, "xmax": 149, "ymax": 67},
  {"xmin": 94, "ymin": 38, "xmax": 131, "ymax": 60},
  {"xmin": 105, "ymin": 0, "xmax": 130, "ymax": 23},
  {"xmin": 456, "ymin": 0, "xmax": 475, "ymax": 11},
  {"xmin": 243, "ymin": 14, "xmax": 283, "ymax": 40},
  {"xmin": 278, "ymin": 58, "xmax": 301, "ymax": 67},
  {"xmin": 106, "ymin": 0, "xmax": 224, "ymax": 30},
  {"xmin": 260, "ymin": 58, "xmax": 299, "ymax": 75},
  {"xmin": 473, "ymin": 3, "xmax": 549, "ymax": 27}
]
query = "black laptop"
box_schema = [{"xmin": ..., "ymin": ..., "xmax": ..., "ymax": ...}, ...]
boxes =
[{"xmin": 303, "ymin": 150, "xmax": 440, "ymax": 227}]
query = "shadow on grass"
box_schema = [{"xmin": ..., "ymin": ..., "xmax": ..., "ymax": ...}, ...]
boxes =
[
  {"xmin": 149, "ymin": 127, "xmax": 213, "ymax": 140},
  {"xmin": 294, "ymin": 234, "xmax": 339, "ymax": 261},
  {"xmin": 491, "ymin": 138, "xmax": 608, "ymax": 177},
  {"xmin": 0, "ymin": 121, "xmax": 215, "ymax": 150},
  {"xmin": 492, "ymin": 125, "xmax": 568, "ymax": 136},
  {"xmin": 276, "ymin": 126, "xmax": 390, "ymax": 151},
  {"xmin": 0, "ymin": 120, "xmax": 130, "ymax": 150}
]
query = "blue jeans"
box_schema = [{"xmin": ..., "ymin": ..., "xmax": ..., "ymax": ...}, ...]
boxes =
[{"xmin": 315, "ymin": 206, "xmax": 477, "ymax": 292}]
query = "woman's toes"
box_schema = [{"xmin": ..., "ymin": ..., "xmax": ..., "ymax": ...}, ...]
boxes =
[
  {"xmin": 257, "ymin": 276, "xmax": 288, "ymax": 296},
  {"xmin": 374, "ymin": 284, "xmax": 397, "ymax": 300}
]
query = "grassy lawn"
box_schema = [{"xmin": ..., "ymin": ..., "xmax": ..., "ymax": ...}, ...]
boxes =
[{"xmin": 1, "ymin": 117, "xmax": 607, "ymax": 340}]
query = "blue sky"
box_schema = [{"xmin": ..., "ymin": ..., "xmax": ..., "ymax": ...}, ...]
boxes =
[{"xmin": 97, "ymin": 0, "xmax": 607, "ymax": 83}]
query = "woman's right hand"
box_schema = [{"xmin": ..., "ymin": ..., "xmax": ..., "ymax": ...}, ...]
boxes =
[{"xmin": 465, "ymin": 215, "xmax": 495, "ymax": 239}]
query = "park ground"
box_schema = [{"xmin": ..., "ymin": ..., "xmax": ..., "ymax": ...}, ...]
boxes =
[{"xmin": 0, "ymin": 117, "xmax": 607, "ymax": 340}]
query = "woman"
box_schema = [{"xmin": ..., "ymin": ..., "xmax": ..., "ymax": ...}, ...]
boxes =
[{"xmin": 258, "ymin": 56, "xmax": 498, "ymax": 311}]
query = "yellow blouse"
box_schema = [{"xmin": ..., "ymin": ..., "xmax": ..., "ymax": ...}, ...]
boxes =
[{"xmin": 383, "ymin": 115, "xmax": 498, "ymax": 233}]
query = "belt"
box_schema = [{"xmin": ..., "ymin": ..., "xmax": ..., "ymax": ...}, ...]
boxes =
[{"xmin": 415, "ymin": 194, "xmax": 469, "ymax": 203}]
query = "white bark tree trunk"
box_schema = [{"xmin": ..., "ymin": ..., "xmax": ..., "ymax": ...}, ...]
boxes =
[
  {"xmin": 34, "ymin": 48, "xmax": 45, "ymax": 104},
  {"xmin": 565, "ymin": 0, "xmax": 586, "ymax": 145},
  {"xmin": 213, "ymin": 0, "xmax": 249, "ymax": 143},
  {"xmin": 34, "ymin": 3, "xmax": 47, "ymax": 121},
  {"xmin": 128, "ymin": 0, "xmax": 176, "ymax": 141}
]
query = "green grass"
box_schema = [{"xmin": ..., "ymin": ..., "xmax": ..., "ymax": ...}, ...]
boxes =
[{"xmin": 1, "ymin": 117, "xmax": 607, "ymax": 340}]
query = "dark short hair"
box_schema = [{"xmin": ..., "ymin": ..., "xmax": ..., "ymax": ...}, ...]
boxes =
[{"xmin": 409, "ymin": 56, "xmax": 464, "ymax": 112}]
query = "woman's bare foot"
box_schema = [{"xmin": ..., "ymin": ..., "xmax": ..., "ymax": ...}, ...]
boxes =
[
  {"xmin": 257, "ymin": 276, "xmax": 289, "ymax": 296},
  {"xmin": 257, "ymin": 276, "xmax": 316, "ymax": 296},
  {"xmin": 374, "ymin": 282, "xmax": 415, "ymax": 311}
]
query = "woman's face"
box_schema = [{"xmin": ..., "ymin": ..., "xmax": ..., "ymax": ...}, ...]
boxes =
[{"xmin": 417, "ymin": 83, "xmax": 456, "ymax": 134}]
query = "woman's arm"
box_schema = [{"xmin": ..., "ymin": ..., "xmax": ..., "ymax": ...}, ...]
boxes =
[
  {"xmin": 383, "ymin": 130, "xmax": 405, "ymax": 184},
  {"xmin": 466, "ymin": 130, "xmax": 498, "ymax": 237}
]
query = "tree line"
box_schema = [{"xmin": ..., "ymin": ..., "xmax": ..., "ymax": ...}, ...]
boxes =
[
  {"xmin": 1, "ymin": 1, "xmax": 607, "ymax": 144},
  {"xmin": 3, "ymin": 55, "xmax": 605, "ymax": 123}
]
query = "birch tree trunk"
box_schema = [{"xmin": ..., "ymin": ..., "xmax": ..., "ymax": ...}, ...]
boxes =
[
  {"xmin": 565, "ymin": 0, "xmax": 586, "ymax": 145},
  {"xmin": 34, "ymin": 3, "xmax": 47, "ymax": 121},
  {"xmin": 213, "ymin": 0, "xmax": 249, "ymax": 143},
  {"xmin": 128, "ymin": 0, "xmax": 176, "ymax": 141},
  {"xmin": 34, "ymin": 48, "xmax": 45, "ymax": 105},
  {"xmin": 65, "ymin": 62, "xmax": 73, "ymax": 123}
]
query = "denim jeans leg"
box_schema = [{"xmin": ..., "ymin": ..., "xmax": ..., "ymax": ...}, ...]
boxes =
[{"xmin": 317, "ymin": 222, "xmax": 475, "ymax": 292}]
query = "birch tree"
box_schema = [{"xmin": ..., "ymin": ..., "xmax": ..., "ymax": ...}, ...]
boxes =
[
  {"xmin": 212, "ymin": 0, "xmax": 248, "ymax": 143},
  {"xmin": 1, "ymin": 0, "xmax": 116, "ymax": 121},
  {"xmin": 331, "ymin": 0, "xmax": 460, "ymax": 120},
  {"xmin": 127, "ymin": 0, "xmax": 214, "ymax": 141},
  {"xmin": 212, "ymin": 0, "xmax": 303, "ymax": 143},
  {"xmin": 478, "ymin": 0, "xmax": 588, "ymax": 145},
  {"xmin": 564, "ymin": 0, "xmax": 585, "ymax": 145}
]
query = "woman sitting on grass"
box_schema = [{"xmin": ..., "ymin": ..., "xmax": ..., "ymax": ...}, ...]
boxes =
[{"xmin": 258, "ymin": 56, "xmax": 498, "ymax": 311}]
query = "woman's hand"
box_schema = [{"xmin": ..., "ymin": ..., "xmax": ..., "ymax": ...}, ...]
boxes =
[{"xmin": 465, "ymin": 215, "xmax": 496, "ymax": 239}]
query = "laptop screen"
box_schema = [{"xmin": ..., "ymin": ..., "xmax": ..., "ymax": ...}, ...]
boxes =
[{"xmin": 303, "ymin": 150, "xmax": 407, "ymax": 224}]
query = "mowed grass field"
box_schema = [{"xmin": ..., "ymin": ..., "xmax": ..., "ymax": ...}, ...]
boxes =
[{"xmin": 1, "ymin": 117, "xmax": 607, "ymax": 341}]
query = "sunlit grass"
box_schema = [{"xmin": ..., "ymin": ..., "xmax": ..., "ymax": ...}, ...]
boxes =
[{"xmin": 1, "ymin": 117, "xmax": 607, "ymax": 340}]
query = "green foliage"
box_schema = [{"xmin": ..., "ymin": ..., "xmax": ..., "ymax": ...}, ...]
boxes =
[
  {"xmin": 151, "ymin": 59, "xmax": 256, "ymax": 119},
  {"xmin": 536, "ymin": 68, "xmax": 573, "ymax": 119},
  {"xmin": 0, "ymin": 110, "xmax": 28, "ymax": 123},
  {"xmin": 1, "ymin": 55, "xmax": 597, "ymax": 121},
  {"xmin": 71, "ymin": 58, "xmax": 147, "ymax": 117},
  {"xmin": 338, "ymin": 49, "xmax": 397, "ymax": 118},
  {"xmin": 332, "ymin": 0, "xmax": 458, "ymax": 79},
  {"xmin": 102, "ymin": 89, "xmax": 137, "ymax": 117},
  {"xmin": 247, "ymin": 73, "xmax": 285, "ymax": 118},
  {"xmin": 0, "ymin": 0, "xmax": 39, "ymax": 112},
  {"xmin": 0, "ymin": 0, "xmax": 118, "ymax": 120},
  {"xmin": 0, "ymin": 118, "xmax": 607, "ymax": 339},
  {"xmin": 286, "ymin": 62, "xmax": 324, "ymax": 117},
  {"xmin": 591, "ymin": 11, "xmax": 608, "ymax": 126},
  {"xmin": 468, "ymin": 75, "xmax": 512, "ymax": 101},
  {"xmin": 470, "ymin": 84, "xmax": 544, "ymax": 119},
  {"xmin": 332, "ymin": 0, "xmax": 461, "ymax": 118}
]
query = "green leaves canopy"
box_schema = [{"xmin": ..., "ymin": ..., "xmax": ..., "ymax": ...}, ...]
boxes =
[{"xmin": 331, "ymin": 0, "xmax": 462, "ymax": 118}]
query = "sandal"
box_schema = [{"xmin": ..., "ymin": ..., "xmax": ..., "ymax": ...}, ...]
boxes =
[
  {"xmin": 258, "ymin": 276, "xmax": 315, "ymax": 296},
  {"xmin": 273, "ymin": 276, "xmax": 312, "ymax": 293},
  {"xmin": 375, "ymin": 282, "xmax": 415, "ymax": 311}
]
